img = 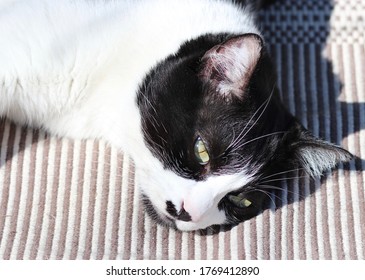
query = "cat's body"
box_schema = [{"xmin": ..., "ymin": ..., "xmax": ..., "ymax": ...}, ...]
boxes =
[
  {"xmin": 0, "ymin": 0, "xmax": 254, "ymax": 134},
  {"xmin": 0, "ymin": 0, "xmax": 352, "ymax": 231}
]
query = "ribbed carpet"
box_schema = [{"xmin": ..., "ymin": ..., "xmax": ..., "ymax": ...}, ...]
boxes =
[{"xmin": 0, "ymin": 0, "xmax": 364, "ymax": 259}]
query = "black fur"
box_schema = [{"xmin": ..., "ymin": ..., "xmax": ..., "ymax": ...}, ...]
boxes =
[{"xmin": 137, "ymin": 32, "xmax": 352, "ymax": 230}]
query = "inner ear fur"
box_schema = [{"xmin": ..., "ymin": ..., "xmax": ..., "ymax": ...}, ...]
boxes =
[
  {"xmin": 285, "ymin": 123, "xmax": 353, "ymax": 177},
  {"xmin": 199, "ymin": 33, "xmax": 263, "ymax": 101}
]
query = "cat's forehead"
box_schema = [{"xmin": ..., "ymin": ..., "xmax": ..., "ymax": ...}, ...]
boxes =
[
  {"xmin": 137, "ymin": 34, "xmax": 279, "ymax": 180},
  {"xmin": 140, "ymin": 81, "xmax": 257, "ymax": 177}
]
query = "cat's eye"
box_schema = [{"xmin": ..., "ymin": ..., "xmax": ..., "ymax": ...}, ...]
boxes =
[
  {"xmin": 194, "ymin": 136, "xmax": 210, "ymax": 165},
  {"xmin": 228, "ymin": 193, "xmax": 252, "ymax": 208}
]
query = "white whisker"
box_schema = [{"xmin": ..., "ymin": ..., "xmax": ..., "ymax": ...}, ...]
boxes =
[
  {"xmin": 259, "ymin": 175, "xmax": 308, "ymax": 185},
  {"xmin": 257, "ymin": 184, "xmax": 303, "ymax": 198},
  {"xmin": 259, "ymin": 167, "xmax": 305, "ymax": 181},
  {"xmin": 245, "ymin": 188, "xmax": 278, "ymax": 208},
  {"xmin": 230, "ymin": 130, "xmax": 286, "ymax": 153},
  {"xmin": 227, "ymin": 82, "xmax": 276, "ymax": 151}
]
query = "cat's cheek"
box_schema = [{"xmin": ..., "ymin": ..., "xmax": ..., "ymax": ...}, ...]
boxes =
[{"xmin": 175, "ymin": 209, "xmax": 227, "ymax": 231}]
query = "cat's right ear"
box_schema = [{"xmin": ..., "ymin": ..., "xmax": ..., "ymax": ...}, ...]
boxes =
[{"xmin": 199, "ymin": 33, "xmax": 263, "ymax": 101}]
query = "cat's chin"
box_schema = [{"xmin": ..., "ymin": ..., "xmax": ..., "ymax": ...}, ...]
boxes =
[
  {"xmin": 174, "ymin": 210, "xmax": 227, "ymax": 231},
  {"xmin": 142, "ymin": 194, "xmax": 228, "ymax": 231},
  {"xmin": 175, "ymin": 221, "xmax": 210, "ymax": 231}
]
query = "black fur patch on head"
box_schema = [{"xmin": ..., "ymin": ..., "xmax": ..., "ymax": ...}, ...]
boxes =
[
  {"xmin": 137, "ymin": 33, "xmax": 291, "ymax": 181},
  {"xmin": 137, "ymin": 32, "xmax": 352, "ymax": 230}
]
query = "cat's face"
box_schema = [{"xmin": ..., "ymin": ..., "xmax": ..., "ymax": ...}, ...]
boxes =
[{"xmin": 136, "ymin": 33, "xmax": 352, "ymax": 231}]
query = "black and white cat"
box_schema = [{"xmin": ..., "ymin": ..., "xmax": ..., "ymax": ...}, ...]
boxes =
[{"xmin": 0, "ymin": 0, "xmax": 352, "ymax": 231}]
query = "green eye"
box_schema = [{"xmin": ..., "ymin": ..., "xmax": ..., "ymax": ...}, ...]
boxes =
[
  {"xmin": 228, "ymin": 193, "xmax": 252, "ymax": 208},
  {"xmin": 194, "ymin": 136, "xmax": 210, "ymax": 165}
]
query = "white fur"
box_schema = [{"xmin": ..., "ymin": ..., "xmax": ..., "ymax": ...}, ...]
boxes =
[
  {"xmin": 0, "ymin": 0, "xmax": 259, "ymax": 230},
  {"xmin": 299, "ymin": 146, "xmax": 349, "ymax": 177}
]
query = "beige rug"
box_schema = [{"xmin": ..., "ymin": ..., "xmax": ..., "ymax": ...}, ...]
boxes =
[{"xmin": 1, "ymin": 0, "xmax": 364, "ymax": 259}]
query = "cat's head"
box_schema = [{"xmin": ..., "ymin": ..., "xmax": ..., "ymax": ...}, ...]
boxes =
[{"xmin": 136, "ymin": 33, "xmax": 352, "ymax": 231}]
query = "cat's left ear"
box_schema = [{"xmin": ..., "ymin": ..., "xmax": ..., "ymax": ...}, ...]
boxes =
[
  {"xmin": 288, "ymin": 124, "xmax": 353, "ymax": 177},
  {"xmin": 199, "ymin": 33, "xmax": 263, "ymax": 101}
]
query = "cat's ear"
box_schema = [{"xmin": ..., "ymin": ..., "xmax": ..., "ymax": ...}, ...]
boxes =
[
  {"xmin": 199, "ymin": 33, "xmax": 263, "ymax": 101},
  {"xmin": 288, "ymin": 124, "xmax": 353, "ymax": 177}
]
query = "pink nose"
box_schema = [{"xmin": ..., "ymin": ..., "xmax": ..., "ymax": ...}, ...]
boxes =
[{"xmin": 181, "ymin": 200, "xmax": 203, "ymax": 223}]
